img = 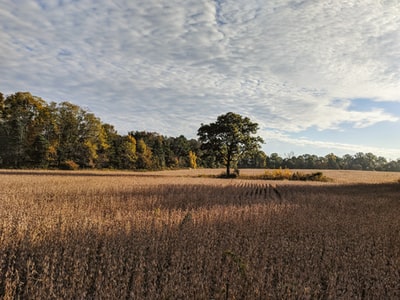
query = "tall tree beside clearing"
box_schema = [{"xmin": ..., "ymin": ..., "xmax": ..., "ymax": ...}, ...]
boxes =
[{"xmin": 197, "ymin": 112, "xmax": 264, "ymax": 177}]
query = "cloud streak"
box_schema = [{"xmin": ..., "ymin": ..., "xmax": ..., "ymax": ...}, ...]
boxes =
[{"xmin": 0, "ymin": 0, "xmax": 399, "ymax": 157}]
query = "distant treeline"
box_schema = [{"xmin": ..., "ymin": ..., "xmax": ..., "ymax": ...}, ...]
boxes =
[
  {"xmin": 1, "ymin": 92, "xmax": 400, "ymax": 171},
  {"xmin": 242, "ymin": 152, "xmax": 400, "ymax": 172}
]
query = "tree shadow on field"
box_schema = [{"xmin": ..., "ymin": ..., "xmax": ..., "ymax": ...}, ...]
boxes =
[{"xmin": 124, "ymin": 182, "xmax": 400, "ymax": 211}]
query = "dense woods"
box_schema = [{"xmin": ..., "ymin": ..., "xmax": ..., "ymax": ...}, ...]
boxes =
[{"xmin": 1, "ymin": 91, "xmax": 400, "ymax": 171}]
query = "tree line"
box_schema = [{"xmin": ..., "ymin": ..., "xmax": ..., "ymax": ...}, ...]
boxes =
[
  {"xmin": 1, "ymin": 92, "xmax": 399, "ymax": 171},
  {"xmin": 0, "ymin": 92, "xmax": 203, "ymax": 170},
  {"xmin": 239, "ymin": 152, "xmax": 400, "ymax": 172}
]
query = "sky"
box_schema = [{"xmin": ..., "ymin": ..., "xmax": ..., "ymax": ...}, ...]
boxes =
[{"xmin": 1, "ymin": 0, "xmax": 400, "ymax": 159}]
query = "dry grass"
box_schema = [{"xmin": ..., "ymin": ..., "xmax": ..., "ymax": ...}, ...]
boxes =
[
  {"xmin": 0, "ymin": 169, "xmax": 399, "ymax": 298},
  {"xmin": 146, "ymin": 168, "xmax": 400, "ymax": 184}
]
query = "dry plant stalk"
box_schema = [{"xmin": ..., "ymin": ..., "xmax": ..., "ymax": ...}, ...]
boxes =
[{"xmin": 0, "ymin": 170, "xmax": 399, "ymax": 299}]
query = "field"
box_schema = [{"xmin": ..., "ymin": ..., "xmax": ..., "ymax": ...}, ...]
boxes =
[{"xmin": 0, "ymin": 169, "xmax": 399, "ymax": 299}]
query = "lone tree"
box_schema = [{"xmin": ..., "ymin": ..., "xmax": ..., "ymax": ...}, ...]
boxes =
[{"xmin": 197, "ymin": 112, "xmax": 264, "ymax": 177}]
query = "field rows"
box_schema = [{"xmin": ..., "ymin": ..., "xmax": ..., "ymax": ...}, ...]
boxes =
[{"xmin": 0, "ymin": 171, "xmax": 399, "ymax": 298}]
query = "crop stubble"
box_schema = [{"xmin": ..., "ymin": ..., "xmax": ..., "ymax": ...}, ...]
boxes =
[{"xmin": 0, "ymin": 170, "xmax": 399, "ymax": 299}]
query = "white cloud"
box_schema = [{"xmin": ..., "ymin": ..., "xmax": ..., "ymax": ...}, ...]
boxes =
[{"xmin": 0, "ymin": 0, "xmax": 399, "ymax": 156}]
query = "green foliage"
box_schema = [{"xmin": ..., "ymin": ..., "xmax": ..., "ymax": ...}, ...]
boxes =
[
  {"xmin": 55, "ymin": 102, "xmax": 106, "ymax": 169},
  {"xmin": 0, "ymin": 92, "xmax": 55, "ymax": 168},
  {"xmin": 238, "ymin": 150, "xmax": 267, "ymax": 168},
  {"xmin": 136, "ymin": 138, "xmax": 153, "ymax": 169},
  {"xmin": 265, "ymin": 152, "xmax": 398, "ymax": 172},
  {"xmin": 198, "ymin": 112, "xmax": 264, "ymax": 176},
  {"xmin": 1, "ymin": 91, "xmax": 400, "ymax": 172}
]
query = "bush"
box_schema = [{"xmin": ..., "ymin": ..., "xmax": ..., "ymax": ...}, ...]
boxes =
[
  {"xmin": 263, "ymin": 168, "xmax": 292, "ymax": 180},
  {"xmin": 259, "ymin": 169, "xmax": 330, "ymax": 182},
  {"xmin": 292, "ymin": 171, "xmax": 327, "ymax": 181}
]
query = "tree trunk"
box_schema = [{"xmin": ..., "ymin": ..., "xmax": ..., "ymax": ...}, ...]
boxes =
[{"xmin": 226, "ymin": 155, "xmax": 231, "ymax": 177}]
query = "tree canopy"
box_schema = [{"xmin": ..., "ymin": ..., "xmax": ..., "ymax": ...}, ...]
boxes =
[
  {"xmin": 0, "ymin": 92, "xmax": 202, "ymax": 170},
  {"xmin": 197, "ymin": 112, "xmax": 264, "ymax": 176},
  {"xmin": 1, "ymin": 92, "xmax": 400, "ymax": 172}
]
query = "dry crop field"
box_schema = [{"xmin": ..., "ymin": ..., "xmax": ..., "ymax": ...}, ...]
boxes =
[{"xmin": 0, "ymin": 169, "xmax": 399, "ymax": 299}]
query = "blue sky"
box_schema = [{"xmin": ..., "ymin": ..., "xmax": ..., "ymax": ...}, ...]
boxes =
[{"xmin": 1, "ymin": 0, "xmax": 399, "ymax": 159}]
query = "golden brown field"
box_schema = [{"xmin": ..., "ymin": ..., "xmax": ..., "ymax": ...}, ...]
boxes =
[{"xmin": 0, "ymin": 169, "xmax": 399, "ymax": 299}]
